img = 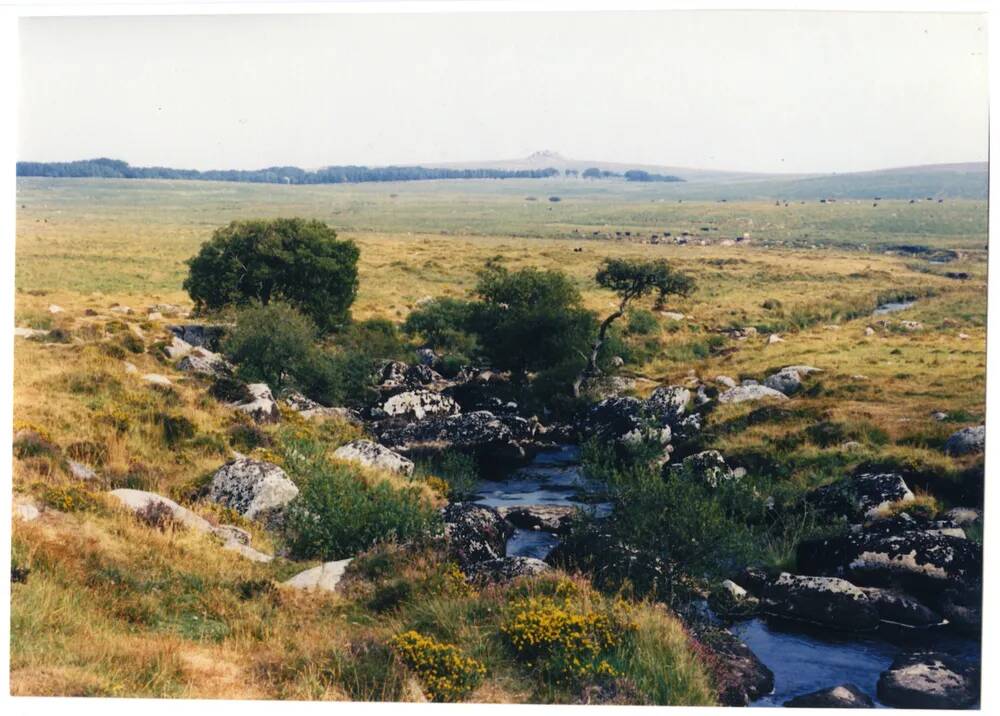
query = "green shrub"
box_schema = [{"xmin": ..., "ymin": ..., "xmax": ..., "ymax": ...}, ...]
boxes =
[
  {"xmin": 403, "ymin": 297, "xmax": 480, "ymax": 355},
  {"xmin": 338, "ymin": 318, "xmax": 408, "ymax": 360},
  {"xmin": 155, "ymin": 413, "xmax": 196, "ymax": 447},
  {"xmin": 294, "ymin": 348, "xmax": 378, "ymax": 409},
  {"xmin": 626, "ymin": 309, "xmax": 659, "ymax": 335},
  {"xmin": 282, "ymin": 438, "xmax": 441, "ymax": 560},
  {"xmin": 223, "ymin": 302, "xmax": 316, "ymax": 388}
]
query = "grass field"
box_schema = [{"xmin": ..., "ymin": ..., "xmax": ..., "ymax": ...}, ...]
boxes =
[{"xmin": 11, "ymin": 176, "xmax": 989, "ymax": 701}]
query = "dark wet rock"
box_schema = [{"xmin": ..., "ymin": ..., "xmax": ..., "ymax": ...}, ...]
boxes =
[
  {"xmin": 691, "ymin": 623, "xmax": 775, "ymax": 706},
  {"xmin": 441, "ymin": 502, "xmax": 512, "ymax": 569},
  {"xmin": 375, "ymin": 410, "xmax": 540, "ymax": 461},
  {"xmin": 761, "ymin": 573, "xmax": 880, "ymax": 631},
  {"xmin": 937, "ymin": 586, "xmax": 982, "ymax": 636},
  {"xmin": 381, "ymin": 389, "xmax": 460, "ymax": 421},
  {"xmin": 944, "ymin": 425, "xmax": 985, "ymax": 456},
  {"xmin": 784, "ymin": 683, "xmax": 874, "ymax": 708},
  {"xmin": 580, "ymin": 396, "xmax": 672, "ymax": 451},
  {"xmin": 499, "ymin": 504, "xmax": 576, "ymax": 533},
  {"xmin": 876, "ymin": 652, "xmax": 979, "ymax": 709},
  {"xmin": 858, "ymin": 587, "xmax": 941, "ymax": 626},
  {"xmin": 709, "ymin": 579, "xmax": 760, "ymax": 619},
  {"xmin": 208, "ymin": 458, "xmax": 298, "ymax": 529},
  {"xmin": 733, "ymin": 566, "xmax": 774, "ymax": 598},
  {"xmin": 797, "ymin": 528, "xmax": 981, "ymax": 597},
  {"xmin": 168, "ymin": 323, "xmax": 226, "ymax": 351},
  {"xmin": 807, "ymin": 472, "xmax": 914, "ymax": 521},
  {"xmin": 332, "ymin": 439, "xmax": 414, "ymax": 477},
  {"xmin": 464, "ymin": 556, "xmax": 551, "ymax": 585}
]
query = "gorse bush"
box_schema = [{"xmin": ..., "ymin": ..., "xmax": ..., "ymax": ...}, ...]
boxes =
[
  {"xmin": 391, "ymin": 630, "xmax": 485, "ymax": 702},
  {"xmin": 280, "ymin": 434, "xmax": 440, "ymax": 560},
  {"xmin": 501, "ymin": 583, "xmax": 634, "ymax": 687}
]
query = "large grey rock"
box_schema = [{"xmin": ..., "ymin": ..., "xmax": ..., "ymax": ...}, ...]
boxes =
[
  {"xmin": 944, "ymin": 425, "xmax": 985, "ymax": 456},
  {"xmin": 761, "ymin": 573, "xmax": 880, "ymax": 631},
  {"xmin": 382, "ymin": 389, "xmax": 459, "ymax": 421},
  {"xmin": 110, "ymin": 489, "xmax": 214, "ymax": 532},
  {"xmin": 283, "ymin": 558, "xmax": 353, "ymax": 592},
  {"xmin": 580, "ymin": 397, "xmax": 672, "ymax": 451},
  {"xmin": 764, "ymin": 369, "xmax": 802, "ymax": 396},
  {"xmin": 808, "ymin": 472, "xmax": 914, "ymax": 520},
  {"xmin": 164, "ymin": 335, "xmax": 193, "ymax": 360},
  {"xmin": 177, "ymin": 347, "xmax": 231, "ymax": 377},
  {"xmin": 784, "ymin": 683, "xmax": 873, "ymax": 708},
  {"xmin": 442, "ymin": 502, "xmax": 512, "ymax": 569},
  {"xmin": 333, "ymin": 439, "xmax": 414, "ymax": 477},
  {"xmin": 285, "ymin": 392, "xmax": 362, "ymax": 424},
  {"xmin": 376, "ymin": 410, "xmax": 540, "ymax": 461},
  {"xmin": 142, "ymin": 373, "xmax": 173, "ymax": 387},
  {"xmin": 208, "ymin": 458, "xmax": 298, "ymax": 527},
  {"xmin": 464, "ymin": 556, "xmax": 551, "ymax": 585},
  {"xmin": 499, "ymin": 505, "xmax": 576, "ymax": 533},
  {"xmin": 676, "ymin": 450, "xmax": 735, "ymax": 488},
  {"xmin": 858, "ymin": 587, "xmax": 942, "ymax": 626},
  {"xmin": 232, "ymin": 383, "xmax": 280, "ymax": 424},
  {"xmin": 646, "ymin": 385, "xmax": 691, "ymax": 423},
  {"xmin": 877, "ymin": 652, "xmax": 979, "ymax": 709},
  {"xmin": 718, "ymin": 384, "xmax": 789, "ymax": 404}
]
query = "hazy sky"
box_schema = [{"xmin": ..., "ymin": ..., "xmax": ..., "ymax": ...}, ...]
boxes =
[{"xmin": 18, "ymin": 10, "xmax": 989, "ymax": 174}]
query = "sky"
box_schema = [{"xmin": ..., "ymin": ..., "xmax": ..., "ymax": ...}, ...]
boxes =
[{"xmin": 17, "ymin": 10, "xmax": 989, "ymax": 174}]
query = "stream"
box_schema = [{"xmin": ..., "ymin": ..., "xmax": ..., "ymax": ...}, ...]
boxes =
[
  {"xmin": 872, "ymin": 299, "xmax": 917, "ymax": 315},
  {"xmin": 474, "ymin": 447, "xmax": 980, "ymax": 707}
]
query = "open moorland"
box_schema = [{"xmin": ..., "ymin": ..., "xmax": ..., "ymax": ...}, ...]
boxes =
[{"xmin": 12, "ymin": 176, "xmax": 987, "ymax": 706}]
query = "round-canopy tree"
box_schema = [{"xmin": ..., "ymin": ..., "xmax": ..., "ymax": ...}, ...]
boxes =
[
  {"xmin": 184, "ymin": 218, "xmax": 359, "ymax": 333},
  {"xmin": 574, "ymin": 258, "xmax": 695, "ymax": 396}
]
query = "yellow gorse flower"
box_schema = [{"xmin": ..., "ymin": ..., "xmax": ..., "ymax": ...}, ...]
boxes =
[{"xmin": 391, "ymin": 630, "xmax": 485, "ymax": 702}]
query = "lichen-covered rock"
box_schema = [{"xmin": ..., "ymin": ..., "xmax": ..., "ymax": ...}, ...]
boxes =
[
  {"xmin": 943, "ymin": 425, "xmax": 985, "ymax": 456},
  {"xmin": 718, "ymin": 384, "xmax": 789, "ymax": 404},
  {"xmin": 580, "ymin": 397, "xmax": 672, "ymax": 451},
  {"xmin": 285, "ymin": 392, "xmax": 362, "ymax": 424},
  {"xmin": 464, "ymin": 556, "xmax": 551, "ymax": 585},
  {"xmin": 858, "ymin": 587, "xmax": 942, "ymax": 626},
  {"xmin": 142, "ymin": 373, "xmax": 172, "ymax": 387},
  {"xmin": 675, "ymin": 450, "xmax": 735, "ymax": 488},
  {"xmin": 382, "ymin": 389, "xmax": 460, "ymax": 421},
  {"xmin": 14, "ymin": 495, "xmax": 41, "ymax": 522},
  {"xmin": 164, "ymin": 335, "xmax": 193, "ymax": 360},
  {"xmin": 376, "ymin": 360, "xmax": 447, "ymax": 395},
  {"xmin": 441, "ymin": 502, "xmax": 512, "ymax": 569},
  {"xmin": 499, "ymin": 504, "xmax": 576, "ymax": 533},
  {"xmin": 110, "ymin": 489, "xmax": 214, "ymax": 532},
  {"xmin": 375, "ymin": 410, "xmax": 539, "ymax": 461},
  {"xmin": 332, "ymin": 439, "xmax": 414, "ymax": 477},
  {"xmin": 646, "ymin": 385, "xmax": 691, "ymax": 423},
  {"xmin": 944, "ymin": 507, "xmax": 982, "ymax": 526},
  {"xmin": 808, "ymin": 472, "xmax": 914, "ymax": 520},
  {"xmin": 761, "ymin": 573, "xmax": 880, "ymax": 631},
  {"xmin": 67, "ymin": 460, "xmax": 98, "ymax": 481},
  {"xmin": 208, "ymin": 458, "xmax": 298, "ymax": 528},
  {"xmin": 232, "ymin": 383, "xmax": 280, "ymax": 424},
  {"xmin": 784, "ymin": 683, "xmax": 873, "ymax": 708},
  {"xmin": 283, "ymin": 558, "xmax": 353, "ymax": 592},
  {"xmin": 177, "ymin": 347, "xmax": 231, "ymax": 377},
  {"xmin": 763, "ymin": 369, "xmax": 802, "ymax": 396},
  {"xmin": 877, "ymin": 652, "xmax": 979, "ymax": 709}
]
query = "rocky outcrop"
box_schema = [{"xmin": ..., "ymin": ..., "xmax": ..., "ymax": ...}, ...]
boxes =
[
  {"xmin": 376, "ymin": 360, "xmax": 448, "ymax": 396},
  {"xmin": 784, "ymin": 683, "xmax": 874, "ymax": 708},
  {"xmin": 857, "ymin": 587, "xmax": 942, "ymax": 626},
  {"xmin": 283, "ymin": 558, "xmax": 353, "ymax": 592},
  {"xmin": 464, "ymin": 556, "xmax": 551, "ymax": 585},
  {"xmin": 177, "ymin": 347, "xmax": 231, "ymax": 377},
  {"xmin": 169, "ymin": 324, "xmax": 226, "ymax": 351},
  {"xmin": 877, "ymin": 652, "xmax": 979, "ymax": 709},
  {"xmin": 944, "ymin": 425, "xmax": 985, "ymax": 456},
  {"xmin": 382, "ymin": 389, "xmax": 460, "ymax": 421},
  {"xmin": 208, "ymin": 458, "xmax": 298, "ymax": 528},
  {"xmin": 285, "ymin": 392, "xmax": 362, "ymax": 424},
  {"xmin": 761, "ymin": 573, "xmax": 880, "ymax": 631},
  {"xmin": 332, "ymin": 440, "xmax": 415, "ymax": 477},
  {"xmin": 763, "ymin": 368, "xmax": 803, "ymax": 396},
  {"xmin": 375, "ymin": 411, "xmax": 540, "ymax": 461},
  {"xmin": 807, "ymin": 472, "xmax": 914, "ymax": 521},
  {"xmin": 232, "ymin": 383, "xmax": 280, "ymax": 424},
  {"xmin": 441, "ymin": 502, "xmax": 512, "ymax": 569},
  {"xmin": 718, "ymin": 384, "xmax": 788, "ymax": 404},
  {"xmin": 580, "ymin": 397, "xmax": 672, "ymax": 451},
  {"xmin": 673, "ymin": 450, "xmax": 736, "ymax": 488},
  {"xmin": 499, "ymin": 505, "xmax": 576, "ymax": 533}
]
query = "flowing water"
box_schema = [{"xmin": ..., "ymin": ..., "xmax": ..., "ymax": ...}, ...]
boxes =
[{"xmin": 474, "ymin": 447, "xmax": 980, "ymax": 706}]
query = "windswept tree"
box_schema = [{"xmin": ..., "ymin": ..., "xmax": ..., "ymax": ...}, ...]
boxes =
[
  {"xmin": 574, "ymin": 258, "xmax": 695, "ymax": 396},
  {"xmin": 184, "ymin": 218, "xmax": 359, "ymax": 333}
]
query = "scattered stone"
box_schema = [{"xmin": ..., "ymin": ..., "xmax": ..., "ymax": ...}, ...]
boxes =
[
  {"xmin": 931, "ymin": 411, "xmax": 948, "ymax": 422},
  {"xmin": 123, "ymin": 361, "xmax": 138, "ymax": 374},
  {"xmin": 164, "ymin": 335, "xmax": 193, "ymax": 360},
  {"xmin": 332, "ymin": 439, "xmax": 415, "ymax": 477},
  {"xmin": 382, "ymin": 389, "xmax": 460, "ymax": 421},
  {"xmin": 142, "ymin": 373, "xmax": 172, "ymax": 387},
  {"xmin": 109, "ymin": 305, "xmax": 133, "ymax": 315},
  {"xmin": 67, "ymin": 460, "xmax": 98, "ymax": 481},
  {"xmin": 864, "ymin": 326, "xmax": 876, "ymax": 337},
  {"xmin": 899, "ymin": 320, "xmax": 923, "ymax": 331},
  {"xmin": 660, "ymin": 311, "xmax": 686, "ymax": 321},
  {"xmin": 147, "ymin": 312, "xmax": 163, "ymax": 322},
  {"xmin": 464, "ymin": 556, "xmax": 551, "ymax": 584},
  {"xmin": 232, "ymin": 383, "xmax": 280, "ymax": 424},
  {"xmin": 284, "ymin": 558, "xmax": 353, "ymax": 592},
  {"xmin": 718, "ymin": 384, "xmax": 789, "ymax": 404},
  {"xmin": 943, "ymin": 425, "xmax": 985, "ymax": 456},
  {"xmin": 877, "ymin": 652, "xmax": 979, "ymax": 709},
  {"xmin": 442, "ymin": 502, "xmax": 512, "ymax": 569},
  {"xmin": 731, "ymin": 326, "xmax": 758, "ymax": 340},
  {"xmin": 784, "ymin": 683, "xmax": 874, "ymax": 708},
  {"xmin": 958, "ymin": 333, "xmax": 970, "ymax": 340},
  {"xmin": 761, "ymin": 573, "xmax": 880, "ymax": 631},
  {"xmin": 14, "ymin": 495, "xmax": 41, "ymax": 522},
  {"xmin": 208, "ymin": 458, "xmax": 299, "ymax": 528},
  {"xmin": 14, "ymin": 326, "xmax": 49, "ymax": 339},
  {"xmin": 47, "ymin": 304, "xmax": 64, "ymax": 314},
  {"xmin": 764, "ymin": 369, "xmax": 802, "ymax": 396},
  {"xmin": 766, "ymin": 334, "xmax": 784, "ymax": 344},
  {"xmin": 148, "ymin": 303, "xmax": 184, "ymax": 317},
  {"xmin": 715, "ymin": 375, "xmax": 737, "ymax": 388}
]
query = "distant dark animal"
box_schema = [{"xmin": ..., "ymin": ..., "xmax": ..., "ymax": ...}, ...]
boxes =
[{"xmin": 573, "ymin": 247, "xmax": 583, "ymax": 253}]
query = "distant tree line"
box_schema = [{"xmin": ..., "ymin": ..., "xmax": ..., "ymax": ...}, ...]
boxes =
[
  {"xmin": 622, "ymin": 170, "xmax": 684, "ymax": 183},
  {"xmin": 16, "ymin": 158, "xmax": 562, "ymax": 185}
]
